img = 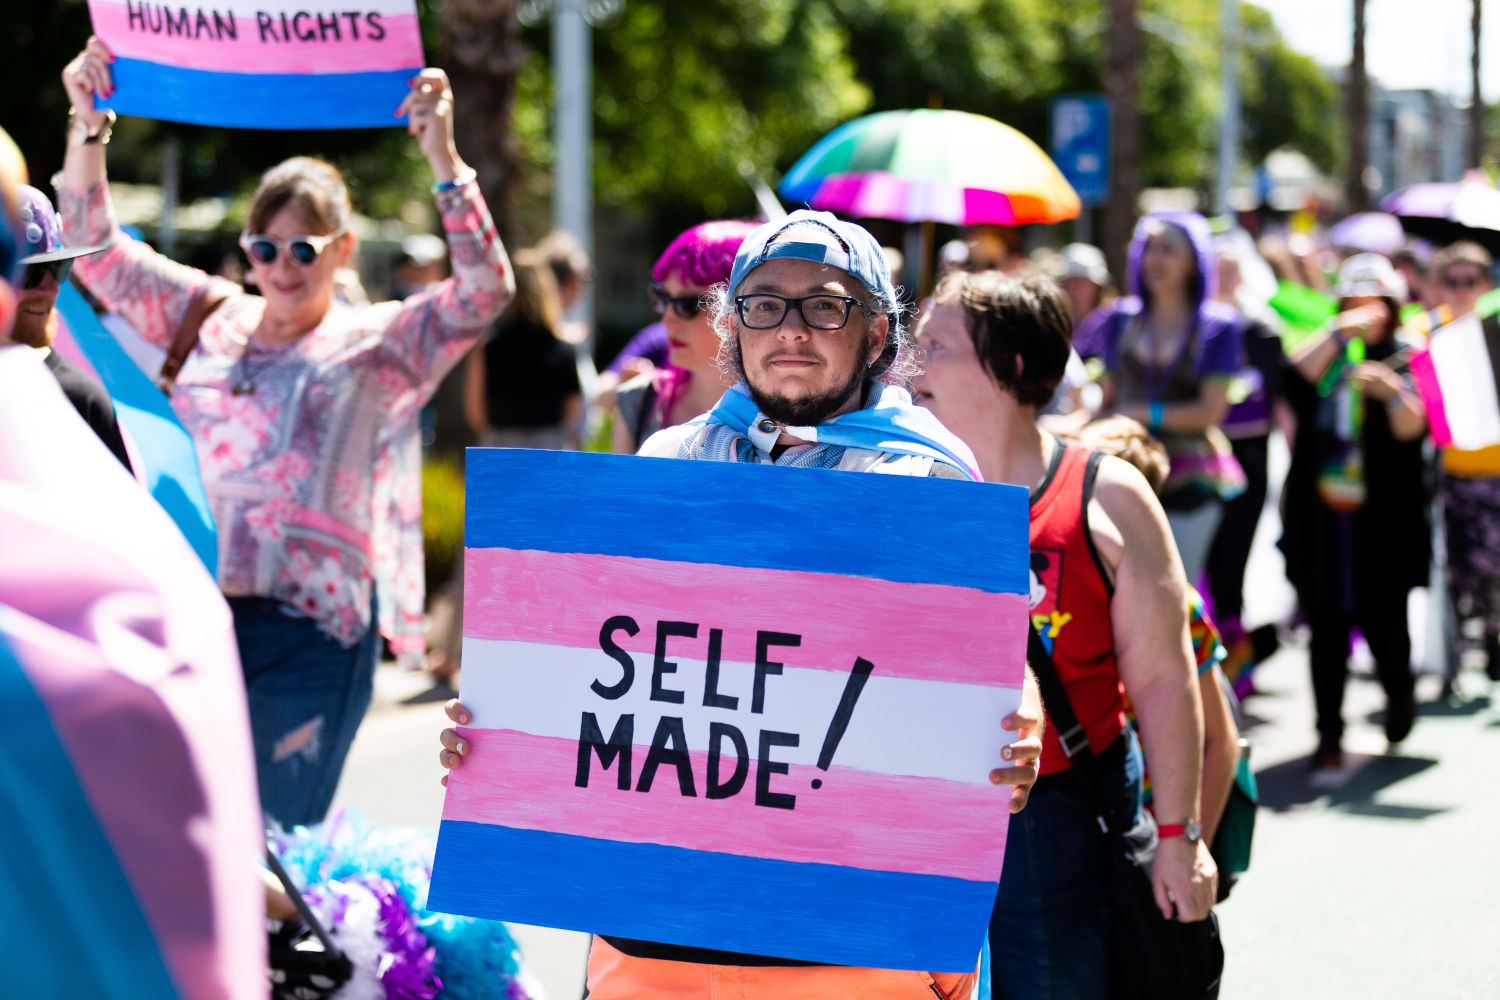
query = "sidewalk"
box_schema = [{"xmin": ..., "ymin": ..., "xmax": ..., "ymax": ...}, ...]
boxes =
[{"xmin": 1218, "ymin": 637, "xmax": 1500, "ymax": 998}]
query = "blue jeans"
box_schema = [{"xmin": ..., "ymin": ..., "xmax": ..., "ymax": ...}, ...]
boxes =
[
  {"xmin": 988, "ymin": 728, "xmax": 1143, "ymax": 1000},
  {"xmin": 230, "ymin": 597, "xmax": 378, "ymax": 828}
]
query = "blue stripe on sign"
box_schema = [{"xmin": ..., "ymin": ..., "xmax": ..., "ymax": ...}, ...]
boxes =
[
  {"xmin": 427, "ymin": 820, "xmax": 994, "ymax": 972},
  {"xmin": 100, "ymin": 58, "xmax": 417, "ymax": 129},
  {"xmin": 464, "ymin": 448, "xmax": 1028, "ymax": 595},
  {"xmin": 0, "ymin": 621, "xmax": 181, "ymax": 996}
]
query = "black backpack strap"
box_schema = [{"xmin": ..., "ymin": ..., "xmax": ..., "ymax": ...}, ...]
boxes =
[{"xmin": 1027, "ymin": 624, "xmax": 1120, "ymax": 836}]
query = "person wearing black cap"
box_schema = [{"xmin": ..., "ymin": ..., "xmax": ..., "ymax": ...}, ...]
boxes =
[{"xmin": 3, "ymin": 184, "xmax": 131, "ymax": 472}]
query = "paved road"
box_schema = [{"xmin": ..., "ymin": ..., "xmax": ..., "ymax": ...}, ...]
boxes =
[{"xmin": 332, "ymin": 437, "xmax": 1500, "ymax": 998}]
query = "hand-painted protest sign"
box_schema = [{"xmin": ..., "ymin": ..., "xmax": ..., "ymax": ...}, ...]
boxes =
[
  {"xmin": 86, "ymin": 0, "xmax": 425, "ymax": 129},
  {"xmin": 429, "ymin": 449, "xmax": 1030, "ymax": 972}
]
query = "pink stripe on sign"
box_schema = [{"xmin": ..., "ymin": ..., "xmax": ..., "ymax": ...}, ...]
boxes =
[
  {"xmin": 442, "ymin": 729, "xmax": 1011, "ymax": 881},
  {"xmin": 1410, "ymin": 349, "xmax": 1452, "ymax": 447},
  {"xmin": 92, "ymin": 8, "xmax": 423, "ymax": 75},
  {"xmin": 463, "ymin": 548, "xmax": 1027, "ymax": 688}
]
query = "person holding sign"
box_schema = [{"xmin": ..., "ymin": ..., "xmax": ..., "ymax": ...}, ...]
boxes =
[
  {"xmin": 912, "ymin": 270, "xmax": 1218, "ymax": 998},
  {"xmin": 58, "ymin": 37, "xmax": 515, "ymax": 827},
  {"xmin": 441, "ymin": 210, "xmax": 1044, "ymax": 999}
]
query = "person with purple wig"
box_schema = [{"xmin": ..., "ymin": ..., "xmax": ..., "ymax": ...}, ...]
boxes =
[
  {"xmin": 1075, "ymin": 211, "xmax": 1245, "ymax": 584},
  {"xmin": 612, "ymin": 220, "xmax": 758, "ymax": 453}
]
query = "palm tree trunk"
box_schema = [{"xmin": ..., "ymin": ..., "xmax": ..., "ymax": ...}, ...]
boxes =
[
  {"xmin": 1345, "ymin": 0, "xmax": 1370, "ymax": 211},
  {"xmin": 1103, "ymin": 0, "xmax": 1142, "ymax": 288},
  {"xmin": 1472, "ymin": 0, "xmax": 1485, "ymax": 169}
]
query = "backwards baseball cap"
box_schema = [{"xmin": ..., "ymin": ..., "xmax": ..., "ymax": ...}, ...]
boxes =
[
  {"xmin": 727, "ymin": 210, "xmax": 896, "ymax": 310},
  {"xmin": 17, "ymin": 184, "xmax": 104, "ymax": 267},
  {"xmin": 1334, "ymin": 252, "xmax": 1407, "ymax": 302}
]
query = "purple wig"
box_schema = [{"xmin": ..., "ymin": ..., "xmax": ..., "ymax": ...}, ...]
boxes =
[{"xmin": 651, "ymin": 219, "xmax": 760, "ymax": 289}]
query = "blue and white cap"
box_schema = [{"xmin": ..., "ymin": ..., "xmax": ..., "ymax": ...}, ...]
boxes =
[{"xmin": 727, "ymin": 210, "xmax": 896, "ymax": 310}]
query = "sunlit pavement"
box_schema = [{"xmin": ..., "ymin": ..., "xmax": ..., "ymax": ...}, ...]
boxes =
[{"xmin": 331, "ymin": 441, "xmax": 1500, "ymax": 999}]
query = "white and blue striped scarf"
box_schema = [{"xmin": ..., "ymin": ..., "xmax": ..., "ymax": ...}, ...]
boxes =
[{"xmin": 677, "ymin": 382, "xmax": 980, "ymax": 479}]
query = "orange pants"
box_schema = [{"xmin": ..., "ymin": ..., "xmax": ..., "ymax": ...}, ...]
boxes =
[{"xmin": 584, "ymin": 936, "xmax": 977, "ymax": 1000}]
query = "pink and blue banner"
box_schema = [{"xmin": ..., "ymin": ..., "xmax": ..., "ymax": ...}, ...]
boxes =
[
  {"xmin": 87, "ymin": 0, "xmax": 425, "ymax": 129},
  {"xmin": 0, "ymin": 347, "xmax": 264, "ymax": 997},
  {"xmin": 429, "ymin": 449, "xmax": 1030, "ymax": 971},
  {"xmin": 53, "ymin": 283, "xmax": 217, "ymax": 574}
]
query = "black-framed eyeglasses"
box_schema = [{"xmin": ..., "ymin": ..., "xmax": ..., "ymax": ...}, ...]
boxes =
[
  {"xmin": 649, "ymin": 283, "xmax": 706, "ymax": 319},
  {"xmin": 734, "ymin": 293, "xmax": 863, "ymax": 331},
  {"xmin": 240, "ymin": 231, "xmax": 345, "ymax": 268},
  {"xmin": 22, "ymin": 258, "xmax": 74, "ymax": 290}
]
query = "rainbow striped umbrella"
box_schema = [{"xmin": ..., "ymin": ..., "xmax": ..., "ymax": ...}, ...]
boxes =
[{"xmin": 779, "ymin": 109, "xmax": 1081, "ymax": 226}]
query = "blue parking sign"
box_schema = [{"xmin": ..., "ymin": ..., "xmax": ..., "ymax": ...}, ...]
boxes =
[{"xmin": 1050, "ymin": 96, "xmax": 1111, "ymax": 207}]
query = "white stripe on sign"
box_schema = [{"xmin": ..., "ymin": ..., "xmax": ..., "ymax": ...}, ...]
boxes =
[
  {"xmin": 1431, "ymin": 315, "xmax": 1500, "ymax": 451},
  {"xmin": 458, "ymin": 637, "xmax": 1022, "ymax": 786}
]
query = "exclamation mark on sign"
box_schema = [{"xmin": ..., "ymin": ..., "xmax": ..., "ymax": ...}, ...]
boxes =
[{"xmin": 810, "ymin": 657, "xmax": 874, "ymax": 789}]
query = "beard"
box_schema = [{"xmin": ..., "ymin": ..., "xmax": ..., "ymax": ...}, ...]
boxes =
[
  {"xmin": 8, "ymin": 307, "xmax": 55, "ymax": 349},
  {"xmin": 744, "ymin": 352, "xmax": 869, "ymax": 426}
]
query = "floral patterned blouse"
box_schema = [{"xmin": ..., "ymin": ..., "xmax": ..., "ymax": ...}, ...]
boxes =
[{"xmin": 62, "ymin": 178, "xmax": 511, "ymax": 658}]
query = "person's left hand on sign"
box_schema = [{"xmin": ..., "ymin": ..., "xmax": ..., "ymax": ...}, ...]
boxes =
[
  {"xmin": 61, "ymin": 36, "xmax": 116, "ymax": 130},
  {"xmin": 438, "ymin": 698, "xmax": 473, "ymax": 788},
  {"xmin": 396, "ymin": 68, "xmax": 469, "ymax": 186},
  {"xmin": 992, "ymin": 666, "xmax": 1044, "ymax": 813}
]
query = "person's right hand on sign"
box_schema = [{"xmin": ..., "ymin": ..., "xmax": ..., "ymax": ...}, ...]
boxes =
[
  {"xmin": 438, "ymin": 698, "xmax": 473, "ymax": 788},
  {"xmin": 993, "ymin": 667, "xmax": 1044, "ymax": 813}
]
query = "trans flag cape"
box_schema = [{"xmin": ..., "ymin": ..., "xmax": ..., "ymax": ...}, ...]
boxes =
[
  {"xmin": 0, "ymin": 347, "xmax": 264, "ymax": 998},
  {"xmin": 692, "ymin": 381, "xmax": 982, "ymax": 479},
  {"xmin": 52, "ymin": 282, "xmax": 217, "ymax": 574}
]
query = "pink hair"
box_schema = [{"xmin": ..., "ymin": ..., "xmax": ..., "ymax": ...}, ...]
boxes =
[{"xmin": 651, "ymin": 219, "xmax": 760, "ymax": 289}]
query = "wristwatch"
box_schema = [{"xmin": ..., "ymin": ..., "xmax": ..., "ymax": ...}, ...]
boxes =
[{"xmin": 1157, "ymin": 819, "xmax": 1202, "ymax": 843}]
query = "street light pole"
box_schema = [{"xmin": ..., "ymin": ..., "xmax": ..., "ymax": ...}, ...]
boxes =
[
  {"xmin": 1215, "ymin": 0, "xmax": 1240, "ymax": 218},
  {"xmin": 521, "ymin": 0, "xmax": 621, "ymax": 344},
  {"xmin": 553, "ymin": 0, "xmax": 594, "ymax": 339}
]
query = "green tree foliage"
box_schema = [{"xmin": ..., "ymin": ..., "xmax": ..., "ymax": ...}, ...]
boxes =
[
  {"xmin": 0, "ymin": 0, "xmax": 1339, "ymax": 234},
  {"xmin": 1239, "ymin": 3, "xmax": 1341, "ymax": 174},
  {"xmin": 515, "ymin": 0, "xmax": 871, "ymax": 234}
]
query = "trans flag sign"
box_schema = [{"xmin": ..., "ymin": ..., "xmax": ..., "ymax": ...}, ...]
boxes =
[
  {"xmin": 429, "ymin": 449, "xmax": 1030, "ymax": 972},
  {"xmin": 86, "ymin": 0, "xmax": 425, "ymax": 129}
]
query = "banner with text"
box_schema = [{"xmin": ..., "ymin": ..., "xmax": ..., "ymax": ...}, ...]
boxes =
[
  {"xmin": 428, "ymin": 450, "xmax": 1030, "ymax": 972},
  {"xmin": 87, "ymin": 0, "xmax": 424, "ymax": 128}
]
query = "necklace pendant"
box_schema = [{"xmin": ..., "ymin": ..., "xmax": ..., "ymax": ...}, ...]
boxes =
[{"xmin": 231, "ymin": 378, "xmax": 255, "ymax": 396}]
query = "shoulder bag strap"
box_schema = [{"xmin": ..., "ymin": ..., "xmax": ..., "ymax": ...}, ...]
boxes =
[
  {"xmin": 1030, "ymin": 445, "xmax": 1122, "ymax": 835},
  {"xmin": 157, "ymin": 282, "xmax": 233, "ymax": 394},
  {"xmin": 1027, "ymin": 626, "xmax": 1120, "ymax": 836}
]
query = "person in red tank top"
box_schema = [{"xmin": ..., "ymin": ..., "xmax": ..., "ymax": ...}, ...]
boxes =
[{"xmin": 914, "ymin": 270, "xmax": 1217, "ymax": 1000}]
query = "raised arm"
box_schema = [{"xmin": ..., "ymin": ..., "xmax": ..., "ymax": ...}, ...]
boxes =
[
  {"xmin": 1088, "ymin": 454, "xmax": 1218, "ymax": 919},
  {"xmin": 374, "ymin": 70, "xmax": 514, "ymax": 411},
  {"xmin": 58, "ymin": 39, "xmax": 230, "ymax": 351}
]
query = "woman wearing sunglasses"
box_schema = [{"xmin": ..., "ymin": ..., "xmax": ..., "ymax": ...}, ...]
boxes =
[
  {"xmin": 56, "ymin": 38, "xmax": 515, "ymax": 828},
  {"xmin": 613, "ymin": 220, "xmax": 757, "ymax": 453}
]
